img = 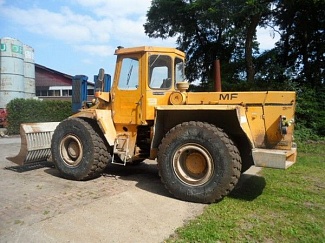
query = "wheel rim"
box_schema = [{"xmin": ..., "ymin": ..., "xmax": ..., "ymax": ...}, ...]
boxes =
[
  {"xmin": 60, "ymin": 134, "xmax": 83, "ymax": 166},
  {"xmin": 173, "ymin": 143, "xmax": 214, "ymax": 186}
]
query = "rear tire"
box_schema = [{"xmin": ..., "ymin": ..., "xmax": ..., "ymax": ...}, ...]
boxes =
[
  {"xmin": 158, "ymin": 121, "xmax": 241, "ymax": 203},
  {"xmin": 51, "ymin": 118, "xmax": 111, "ymax": 180}
]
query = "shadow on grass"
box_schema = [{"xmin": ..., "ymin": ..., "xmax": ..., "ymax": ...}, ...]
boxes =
[{"xmin": 229, "ymin": 174, "xmax": 266, "ymax": 201}]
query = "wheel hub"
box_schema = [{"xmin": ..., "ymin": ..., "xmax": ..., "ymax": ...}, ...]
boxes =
[
  {"xmin": 60, "ymin": 134, "xmax": 83, "ymax": 166},
  {"xmin": 67, "ymin": 141, "xmax": 79, "ymax": 159},
  {"xmin": 185, "ymin": 152, "xmax": 207, "ymax": 175},
  {"xmin": 173, "ymin": 144, "xmax": 214, "ymax": 186}
]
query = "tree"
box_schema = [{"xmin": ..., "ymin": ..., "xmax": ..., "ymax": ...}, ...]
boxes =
[
  {"xmin": 145, "ymin": 0, "xmax": 272, "ymax": 86},
  {"xmin": 144, "ymin": 0, "xmax": 324, "ymax": 88},
  {"xmin": 145, "ymin": 0, "xmax": 240, "ymax": 85},
  {"xmin": 274, "ymin": 0, "xmax": 325, "ymax": 87},
  {"xmin": 233, "ymin": 0, "xmax": 273, "ymax": 83},
  {"xmin": 270, "ymin": 0, "xmax": 325, "ymax": 137}
]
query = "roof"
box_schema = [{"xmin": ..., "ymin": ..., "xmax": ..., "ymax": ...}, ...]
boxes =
[
  {"xmin": 35, "ymin": 64, "xmax": 72, "ymax": 87},
  {"xmin": 35, "ymin": 64, "xmax": 94, "ymax": 87},
  {"xmin": 114, "ymin": 46, "xmax": 185, "ymax": 57}
]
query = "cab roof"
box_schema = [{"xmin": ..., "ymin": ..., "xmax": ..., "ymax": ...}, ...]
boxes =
[{"xmin": 114, "ymin": 46, "xmax": 185, "ymax": 58}]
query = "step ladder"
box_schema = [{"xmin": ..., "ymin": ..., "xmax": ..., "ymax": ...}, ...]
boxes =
[{"xmin": 112, "ymin": 134, "xmax": 130, "ymax": 166}]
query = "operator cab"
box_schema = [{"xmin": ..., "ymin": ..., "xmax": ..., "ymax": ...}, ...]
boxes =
[{"xmin": 111, "ymin": 46, "xmax": 187, "ymax": 125}]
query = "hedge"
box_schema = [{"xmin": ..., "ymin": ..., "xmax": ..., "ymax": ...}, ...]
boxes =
[{"xmin": 6, "ymin": 98, "xmax": 73, "ymax": 134}]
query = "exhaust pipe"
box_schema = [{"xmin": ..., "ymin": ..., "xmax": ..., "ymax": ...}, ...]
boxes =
[{"xmin": 214, "ymin": 59, "xmax": 222, "ymax": 92}]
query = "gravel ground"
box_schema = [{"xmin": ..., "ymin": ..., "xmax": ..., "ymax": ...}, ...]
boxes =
[{"xmin": 0, "ymin": 136, "xmax": 206, "ymax": 243}]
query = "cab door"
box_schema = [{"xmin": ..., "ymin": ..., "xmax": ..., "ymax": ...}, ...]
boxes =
[{"xmin": 111, "ymin": 55, "xmax": 143, "ymax": 125}]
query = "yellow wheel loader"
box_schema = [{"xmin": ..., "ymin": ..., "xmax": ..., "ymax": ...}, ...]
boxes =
[{"xmin": 8, "ymin": 46, "xmax": 297, "ymax": 203}]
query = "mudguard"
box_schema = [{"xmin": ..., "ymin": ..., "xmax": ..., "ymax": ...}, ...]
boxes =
[{"xmin": 72, "ymin": 109, "xmax": 116, "ymax": 145}]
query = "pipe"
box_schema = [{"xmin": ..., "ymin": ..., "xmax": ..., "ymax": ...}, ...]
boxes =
[{"xmin": 214, "ymin": 59, "xmax": 222, "ymax": 92}]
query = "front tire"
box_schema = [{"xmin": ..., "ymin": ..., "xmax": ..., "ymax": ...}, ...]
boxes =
[
  {"xmin": 51, "ymin": 118, "xmax": 111, "ymax": 180},
  {"xmin": 158, "ymin": 121, "xmax": 241, "ymax": 203}
]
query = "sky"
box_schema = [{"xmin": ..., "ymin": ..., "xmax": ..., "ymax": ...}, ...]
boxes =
[{"xmin": 0, "ymin": 0, "xmax": 279, "ymax": 82}]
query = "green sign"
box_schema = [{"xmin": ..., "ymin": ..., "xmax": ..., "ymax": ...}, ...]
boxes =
[
  {"xmin": 0, "ymin": 43, "xmax": 6, "ymax": 52},
  {"xmin": 11, "ymin": 44, "xmax": 23, "ymax": 54}
]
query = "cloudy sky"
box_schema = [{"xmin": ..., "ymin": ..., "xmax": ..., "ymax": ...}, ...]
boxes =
[{"xmin": 0, "ymin": 0, "xmax": 278, "ymax": 81}]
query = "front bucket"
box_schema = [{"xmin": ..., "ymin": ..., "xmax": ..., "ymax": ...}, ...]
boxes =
[{"xmin": 7, "ymin": 122, "xmax": 60, "ymax": 165}]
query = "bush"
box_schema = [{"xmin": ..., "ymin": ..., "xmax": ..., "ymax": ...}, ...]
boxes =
[
  {"xmin": 6, "ymin": 99, "xmax": 73, "ymax": 134},
  {"xmin": 295, "ymin": 86, "xmax": 325, "ymax": 141}
]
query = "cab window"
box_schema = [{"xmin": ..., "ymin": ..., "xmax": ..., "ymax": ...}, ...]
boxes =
[
  {"xmin": 118, "ymin": 57, "xmax": 139, "ymax": 90},
  {"xmin": 149, "ymin": 55, "xmax": 172, "ymax": 89},
  {"xmin": 175, "ymin": 57, "xmax": 185, "ymax": 83}
]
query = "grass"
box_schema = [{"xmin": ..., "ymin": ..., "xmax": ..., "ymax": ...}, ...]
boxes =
[{"xmin": 167, "ymin": 142, "xmax": 325, "ymax": 242}]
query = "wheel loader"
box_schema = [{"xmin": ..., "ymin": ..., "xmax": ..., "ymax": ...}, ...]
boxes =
[{"xmin": 8, "ymin": 46, "xmax": 297, "ymax": 203}]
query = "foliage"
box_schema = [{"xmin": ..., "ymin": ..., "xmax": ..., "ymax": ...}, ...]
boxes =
[
  {"xmin": 145, "ymin": 0, "xmax": 324, "ymax": 88},
  {"xmin": 274, "ymin": 0, "xmax": 325, "ymax": 87},
  {"xmin": 167, "ymin": 143, "xmax": 325, "ymax": 242},
  {"xmin": 294, "ymin": 85, "xmax": 325, "ymax": 140},
  {"xmin": 144, "ymin": 0, "xmax": 274, "ymax": 84},
  {"xmin": 145, "ymin": 0, "xmax": 247, "ymax": 83},
  {"xmin": 6, "ymin": 98, "xmax": 73, "ymax": 134}
]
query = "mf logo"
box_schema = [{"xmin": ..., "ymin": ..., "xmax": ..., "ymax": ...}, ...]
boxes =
[{"xmin": 220, "ymin": 93, "xmax": 238, "ymax": 100}]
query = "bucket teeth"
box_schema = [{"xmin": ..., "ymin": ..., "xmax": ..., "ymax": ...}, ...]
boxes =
[{"xmin": 7, "ymin": 122, "xmax": 59, "ymax": 165}]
